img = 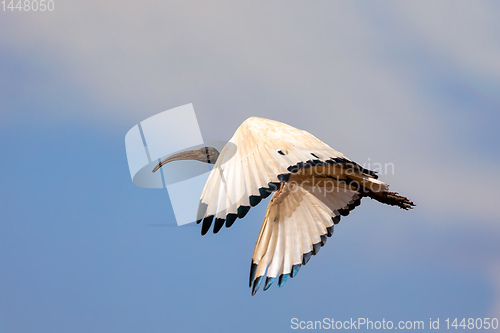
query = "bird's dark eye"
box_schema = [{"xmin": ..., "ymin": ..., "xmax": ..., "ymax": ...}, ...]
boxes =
[{"xmin": 277, "ymin": 150, "xmax": 285, "ymax": 156}]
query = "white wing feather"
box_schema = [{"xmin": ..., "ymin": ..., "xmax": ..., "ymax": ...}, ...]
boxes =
[
  {"xmin": 196, "ymin": 117, "xmax": 349, "ymax": 235},
  {"xmin": 249, "ymin": 181, "xmax": 363, "ymax": 294}
]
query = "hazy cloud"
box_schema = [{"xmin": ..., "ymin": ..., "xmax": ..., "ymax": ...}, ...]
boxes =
[
  {"xmin": 1, "ymin": 0, "xmax": 499, "ymax": 322},
  {"xmin": 2, "ymin": 1, "xmax": 499, "ymax": 221}
]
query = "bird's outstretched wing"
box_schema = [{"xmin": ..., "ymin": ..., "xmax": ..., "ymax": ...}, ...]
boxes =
[
  {"xmin": 249, "ymin": 180, "xmax": 362, "ymax": 294},
  {"xmin": 196, "ymin": 117, "xmax": 370, "ymax": 235}
]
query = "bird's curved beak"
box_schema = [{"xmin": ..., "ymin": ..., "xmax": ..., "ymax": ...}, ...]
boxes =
[{"xmin": 152, "ymin": 147, "xmax": 219, "ymax": 173}]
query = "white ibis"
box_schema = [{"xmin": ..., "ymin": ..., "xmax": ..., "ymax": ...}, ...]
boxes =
[{"xmin": 153, "ymin": 117, "xmax": 414, "ymax": 295}]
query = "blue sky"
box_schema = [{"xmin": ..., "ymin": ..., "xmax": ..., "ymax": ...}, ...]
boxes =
[{"xmin": 1, "ymin": 1, "xmax": 499, "ymax": 332}]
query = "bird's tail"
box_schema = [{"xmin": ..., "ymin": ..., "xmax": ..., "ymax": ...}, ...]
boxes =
[
  {"xmin": 364, "ymin": 190, "xmax": 415, "ymax": 210},
  {"xmin": 345, "ymin": 174, "xmax": 415, "ymax": 210}
]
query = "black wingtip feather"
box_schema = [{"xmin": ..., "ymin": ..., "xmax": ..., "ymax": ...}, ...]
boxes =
[
  {"xmin": 297, "ymin": 162, "xmax": 311, "ymax": 169},
  {"xmin": 302, "ymin": 251, "xmax": 312, "ymax": 265},
  {"xmin": 237, "ymin": 205, "xmax": 250, "ymax": 218},
  {"xmin": 213, "ymin": 218, "xmax": 225, "ymax": 234},
  {"xmin": 348, "ymin": 199, "xmax": 362, "ymax": 209},
  {"xmin": 225, "ymin": 213, "xmax": 237, "ymax": 228},
  {"xmin": 249, "ymin": 262, "xmax": 257, "ymax": 287},
  {"xmin": 306, "ymin": 159, "xmax": 322, "ymax": 166},
  {"xmin": 259, "ymin": 187, "xmax": 273, "ymax": 198},
  {"xmin": 312, "ymin": 242, "xmax": 321, "ymax": 255},
  {"xmin": 339, "ymin": 208, "xmax": 350, "ymax": 216},
  {"xmin": 252, "ymin": 276, "xmax": 263, "ymax": 295},
  {"xmin": 249, "ymin": 195, "xmax": 262, "ymax": 207},
  {"xmin": 278, "ymin": 273, "xmax": 289, "ymax": 287},
  {"xmin": 264, "ymin": 277, "xmax": 275, "ymax": 291},
  {"xmin": 201, "ymin": 215, "xmax": 214, "ymax": 235},
  {"xmin": 277, "ymin": 173, "xmax": 291, "ymax": 182},
  {"xmin": 291, "ymin": 264, "xmax": 301, "ymax": 278},
  {"xmin": 268, "ymin": 182, "xmax": 281, "ymax": 192}
]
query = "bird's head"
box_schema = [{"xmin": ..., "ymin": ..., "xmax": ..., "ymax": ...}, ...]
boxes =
[{"xmin": 152, "ymin": 147, "xmax": 220, "ymax": 173}]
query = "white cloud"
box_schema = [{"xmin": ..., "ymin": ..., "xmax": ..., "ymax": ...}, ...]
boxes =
[{"xmin": 1, "ymin": 1, "xmax": 499, "ymax": 223}]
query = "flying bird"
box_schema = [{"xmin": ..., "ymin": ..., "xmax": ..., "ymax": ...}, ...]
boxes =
[{"xmin": 153, "ymin": 117, "xmax": 414, "ymax": 295}]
